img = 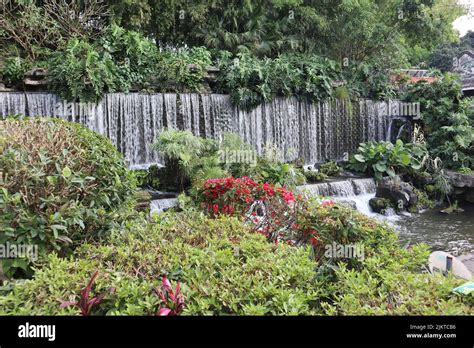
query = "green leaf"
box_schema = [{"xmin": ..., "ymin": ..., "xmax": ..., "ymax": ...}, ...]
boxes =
[
  {"xmin": 62, "ymin": 166, "xmax": 72, "ymax": 178},
  {"xmin": 354, "ymin": 154, "xmax": 365, "ymax": 162},
  {"xmin": 374, "ymin": 162, "xmax": 387, "ymax": 172},
  {"xmin": 399, "ymin": 154, "xmax": 411, "ymax": 166}
]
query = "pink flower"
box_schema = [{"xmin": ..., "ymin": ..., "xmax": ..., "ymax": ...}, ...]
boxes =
[{"xmin": 322, "ymin": 200, "xmax": 335, "ymax": 207}]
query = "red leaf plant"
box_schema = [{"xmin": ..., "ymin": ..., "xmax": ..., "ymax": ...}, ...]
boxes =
[
  {"xmin": 154, "ymin": 276, "xmax": 184, "ymax": 316},
  {"xmin": 59, "ymin": 270, "xmax": 114, "ymax": 316}
]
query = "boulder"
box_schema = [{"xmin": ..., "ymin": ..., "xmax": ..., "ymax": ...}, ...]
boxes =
[
  {"xmin": 463, "ymin": 188, "xmax": 474, "ymax": 204},
  {"xmin": 337, "ymin": 199, "xmax": 357, "ymax": 210},
  {"xmin": 147, "ymin": 190, "xmax": 179, "ymax": 200},
  {"xmin": 445, "ymin": 170, "xmax": 474, "ymax": 188},
  {"xmin": 375, "ymin": 176, "xmax": 417, "ymax": 209}
]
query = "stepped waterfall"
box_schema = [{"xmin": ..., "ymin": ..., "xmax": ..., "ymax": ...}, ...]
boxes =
[
  {"xmin": 298, "ymin": 178, "xmax": 379, "ymax": 216},
  {"xmin": 1, "ymin": 92, "xmax": 402, "ymax": 167}
]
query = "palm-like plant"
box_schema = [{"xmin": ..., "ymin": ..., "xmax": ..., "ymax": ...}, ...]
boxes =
[{"xmin": 154, "ymin": 129, "xmax": 203, "ymax": 190}]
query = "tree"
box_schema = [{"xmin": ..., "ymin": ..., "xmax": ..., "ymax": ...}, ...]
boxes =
[{"xmin": 429, "ymin": 31, "xmax": 474, "ymax": 72}]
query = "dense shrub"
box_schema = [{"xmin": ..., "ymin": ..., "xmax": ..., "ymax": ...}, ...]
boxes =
[
  {"xmin": 0, "ymin": 56, "xmax": 32, "ymax": 88},
  {"xmin": 347, "ymin": 140, "xmax": 425, "ymax": 181},
  {"xmin": 0, "ymin": 212, "xmax": 322, "ymax": 315},
  {"xmin": 155, "ymin": 47, "xmax": 212, "ymax": 93},
  {"xmin": 403, "ymin": 74, "xmax": 474, "ymax": 169},
  {"xmin": 48, "ymin": 39, "xmax": 127, "ymax": 102},
  {"xmin": 154, "ymin": 129, "xmax": 226, "ymax": 191},
  {"xmin": 319, "ymin": 161, "xmax": 342, "ymax": 177},
  {"xmin": 0, "ymin": 117, "xmax": 135, "ymax": 277},
  {"xmin": 217, "ymin": 52, "xmax": 341, "ymax": 109}
]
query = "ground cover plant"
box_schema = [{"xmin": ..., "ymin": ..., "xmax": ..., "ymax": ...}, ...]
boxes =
[{"xmin": 0, "ymin": 208, "xmax": 471, "ymax": 316}]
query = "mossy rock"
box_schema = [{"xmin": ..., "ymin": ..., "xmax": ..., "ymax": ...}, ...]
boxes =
[{"xmin": 369, "ymin": 197, "xmax": 392, "ymax": 214}]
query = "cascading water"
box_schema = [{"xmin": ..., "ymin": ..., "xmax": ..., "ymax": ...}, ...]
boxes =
[
  {"xmin": 0, "ymin": 92, "xmax": 403, "ymax": 167},
  {"xmin": 298, "ymin": 178, "xmax": 380, "ymax": 217}
]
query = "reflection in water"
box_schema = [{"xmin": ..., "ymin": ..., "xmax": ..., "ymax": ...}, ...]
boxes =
[{"xmin": 395, "ymin": 203, "xmax": 474, "ymax": 256}]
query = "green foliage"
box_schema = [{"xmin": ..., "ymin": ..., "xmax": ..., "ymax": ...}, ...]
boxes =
[
  {"xmin": 106, "ymin": 0, "xmax": 463, "ymax": 65},
  {"xmin": 217, "ymin": 52, "xmax": 341, "ymax": 109},
  {"xmin": 304, "ymin": 170, "xmax": 327, "ymax": 183},
  {"xmin": 0, "ymin": 0, "xmax": 109, "ymax": 61},
  {"xmin": 133, "ymin": 165, "xmax": 161, "ymax": 190},
  {"xmin": 48, "ymin": 39, "xmax": 126, "ymax": 102},
  {"xmin": 47, "ymin": 25, "xmax": 163, "ymax": 101},
  {"xmin": 218, "ymin": 133, "xmax": 258, "ymax": 178},
  {"xmin": 154, "ymin": 129, "xmax": 306, "ymax": 190},
  {"xmin": 100, "ymin": 24, "xmax": 159, "ymax": 89},
  {"xmin": 0, "ymin": 118, "xmax": 136, "ymax": 278},
  {"xmin": 403, "ymin": 74, "xmax": 474, "ymax": 169},
  {"xmin": 1, "ymin": 206, "xmax": 471, "ymax": 315},
  {"xmin": 154, "ymin": 129, "xmax": 226, "ymax": 191},
  {"xmin": 429, "ymin": 31, "xmax": 474, "ymax": 72},
  {"xmin": 0, "ymin": 212, "xmax": 322, "ymax": 315},
  {"xmin": 319, "ymin": 161, "xmax": 341, "ymax": 176},
  {"xmin": 408, "ymin": 188, "xmax": 436, "ymax": 213},
  {"xmin": 322, "ymin": 246, "xmax": 473, "ymax": 315},
  {"xmin": 458, "ymin": 167, "xmax": 472, "ymax": 174},
  {"xmin": 348, "ymin": 140, "xmax": 426, "ymax": 181},
  {"xmin": 345, "ymin": 61, "xmax": 397, "ymax": 100},
  {"xmin": 0, "ymin": 57, "xmax": 32, "ymax": 87}
]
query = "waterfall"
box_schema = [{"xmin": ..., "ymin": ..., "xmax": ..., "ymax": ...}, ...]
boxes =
[
  {"xmin": 298, "ymin": 178, "xmax": 376, "ymax": 197},
  {"xmin": 0, "ymin": 92, "xmax": 399, "ymax": 167},
  {"xmin": 297, "ymin": 177, "xmax": 401, "ymax": 219},
  {"xmin": 150, "ymin": 198, "xmax": 179, "ymax": 214}
]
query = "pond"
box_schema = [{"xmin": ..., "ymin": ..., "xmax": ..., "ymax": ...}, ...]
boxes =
[
  {"xmin": 395, "ymin": 202, "xmax": 474, "ymax": 256},
  {"xmin": 300, "ymin": 179, "xmax": 474, "ymax": 260}
]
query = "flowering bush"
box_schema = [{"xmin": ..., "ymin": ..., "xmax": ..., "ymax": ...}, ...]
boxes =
[
  {"xmin": 197, "ymin": 177, "xmax": 295, "ymax": 217},
  {"xmin": 196, "ymin": 177, "xmax": 330, "ymax": 247}
]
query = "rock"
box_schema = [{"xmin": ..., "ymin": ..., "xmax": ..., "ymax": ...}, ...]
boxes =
[
  {"xmin": 134, "ymin": 190, "xmax": 152, "ymax": 212},
  {"xmin": 376, "ymin": 185, "xmax": 410, "ymax": 206},
  {"xmin": 375, "ymin": 176, "xmax": 418, "ymax": 209},
  {"xmin": 337, "ymin": 199, "xmax": 357, "ymax": 210},
  {"xmin": 147, "ymin": 190, "xmax": 178, "ymax": 200},
  {"xmin": 464, "ymin": 188, "xmax": 474, "ymax": 204},
  {"xmin": 369, "ymin": 197, "xmax": 392, "ymax": 214}
]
